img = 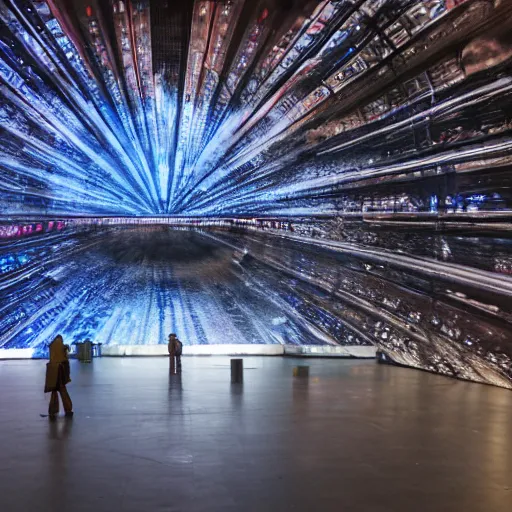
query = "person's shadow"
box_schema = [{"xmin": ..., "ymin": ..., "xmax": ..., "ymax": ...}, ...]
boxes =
[
  {"xmin": 48, "ymin": 416, "xmax": 73, "ymax": 441},
  {"xmin": 45, "ymin": 416, "xmax": 73, "ymax": 502},
  {"xmin": 169, "ymin": 362, "xmax": 183, "ymax": 395},
  {"xmin": 168, "ymin": 364, "xmax": 184, "ymax": 419}
]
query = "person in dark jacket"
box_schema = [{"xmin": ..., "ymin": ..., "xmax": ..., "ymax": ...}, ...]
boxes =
[
  {"xmin": 168, "ymin": 333, "xmax": 182, "ymax": 373},
  {"xmin": 44, "ymin": 335, "xmax": 73, "ymax": 418}
]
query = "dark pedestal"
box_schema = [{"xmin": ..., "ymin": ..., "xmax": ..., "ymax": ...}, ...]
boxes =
[{"xmin": 231, "ymin": 358, "xmax": 243, "ymax": 383}]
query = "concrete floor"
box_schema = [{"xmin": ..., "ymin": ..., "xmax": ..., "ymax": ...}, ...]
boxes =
[{"xmin": 0, "ymin": 357, "xmax": 511, "ymax": 512}]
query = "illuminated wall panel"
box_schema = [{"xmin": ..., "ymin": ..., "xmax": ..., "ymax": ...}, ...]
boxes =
[{"xmin": 0, "ymin": 1, "xmax": 511, "ymax": 386}]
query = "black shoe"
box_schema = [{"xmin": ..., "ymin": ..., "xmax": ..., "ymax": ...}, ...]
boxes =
[{"xmin": 65, "ymin": 411, "xmax": 74, "ymax": 418}]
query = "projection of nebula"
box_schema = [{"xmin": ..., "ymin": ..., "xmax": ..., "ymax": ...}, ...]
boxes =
[{"xmin": 1, "ymin": 1, "xmax": 512, "ymax": 387}]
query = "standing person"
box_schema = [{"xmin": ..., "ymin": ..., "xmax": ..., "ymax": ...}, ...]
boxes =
[
  {"xmin": 168, "ymin": 333, "xmax": 183, "ymax": 373},
  {"xmin": 44, "ymin": 335, "xmax": 73, "ymax": 418}
]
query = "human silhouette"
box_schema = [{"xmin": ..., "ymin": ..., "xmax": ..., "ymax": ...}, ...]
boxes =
[
  {"xmin": 44, "ymin": 335, "xmax": 73, "ymax": 418},
  {"xmin": 168, "ymin": 333, "xmax": 183, "ymax": 373}
]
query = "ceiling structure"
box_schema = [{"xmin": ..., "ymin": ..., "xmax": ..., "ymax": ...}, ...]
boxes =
[{"xmin": 0, "ymin": 0, "xmax": 511, "ymax": 216}]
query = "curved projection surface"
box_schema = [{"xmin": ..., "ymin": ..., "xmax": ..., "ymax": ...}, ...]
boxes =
[
  {"xmin": 2, "ymin": 228, "xmax": 357, "ymax": 352},
  {"xmin": 1, "ymin": 1, "xmax": 512, "ymax": 387}
]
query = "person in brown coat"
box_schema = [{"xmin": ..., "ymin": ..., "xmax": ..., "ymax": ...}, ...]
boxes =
[{"xmin": 44, "ymin": 335, "xmax": 73, "ymax": 418}]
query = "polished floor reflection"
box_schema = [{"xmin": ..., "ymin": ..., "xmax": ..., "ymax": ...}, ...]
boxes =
[{"xmin": 0, "ymin": 357, "xmax": 511, "ymax": 512}]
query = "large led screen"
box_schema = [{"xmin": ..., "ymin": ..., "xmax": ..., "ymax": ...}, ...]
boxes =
[{"xmin": 1, "ymin": 1, "xmax": 511, "ymax": 387}]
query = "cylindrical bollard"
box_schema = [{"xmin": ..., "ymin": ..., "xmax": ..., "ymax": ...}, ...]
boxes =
[
  {"xmin": 231, "ymin": 359, "xmax": 243, "ymax": 383},
  {"xmin": 293, "ymin": 365, "xmax": 309, "ymax": 377},
  {"xmin": 77, "ymin": 341, "xmax": 93, "ymax": 363},
  {"xmin": 76, "ymin": 342, "xmax": 84, "ymax": 362},
  {"xmin": 84, "ymin": 340, "xmax": 92, "ymax": 362}
]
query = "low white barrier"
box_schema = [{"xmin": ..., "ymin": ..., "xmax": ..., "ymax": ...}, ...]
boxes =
[
  {"xmin": 101, "ymin": 344, "xmax": 285, "ymax": 357},
  {"xmin": 284, "ymin": 345, "xmax": 376, "ymax": 358},
  {"xmin": 0, "ymin": 345, "xmax": 376, "ymax": 359},
  {"xmin": 0, "ymin": 348, "xmax": 36, "ymax": 359}
]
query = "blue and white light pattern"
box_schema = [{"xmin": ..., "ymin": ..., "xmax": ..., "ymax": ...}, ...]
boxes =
[
  {"xmin": 3, "ymin": 0, "xmax": 509, "ymax": 216},
  {"xmin": 1, "ymin": 0, "xmax": 512, "ymax": 388}
]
